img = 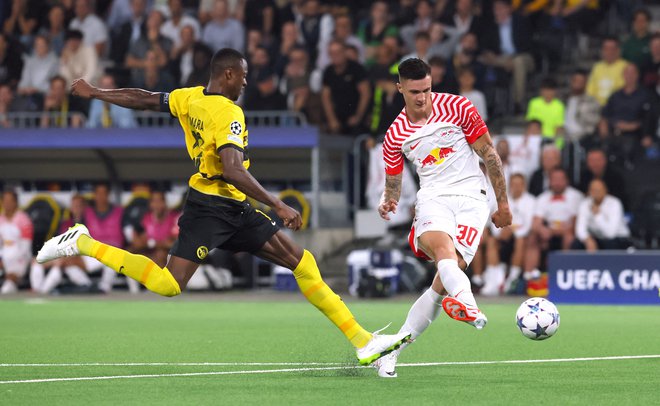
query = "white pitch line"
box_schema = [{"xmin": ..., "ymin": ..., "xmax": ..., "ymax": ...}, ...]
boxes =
[
  {"xmin": 0, "ymin": 355, "xmax": 658, "ymax": 385},
  {"xmin": 0, "ymin": 362, "xmax": 343, "ymax": 367}
]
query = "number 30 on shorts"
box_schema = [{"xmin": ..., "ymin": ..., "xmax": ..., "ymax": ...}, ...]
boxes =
[{"xmin": 456, "ymin": 224, "xmax": 478, "ymax": 247}]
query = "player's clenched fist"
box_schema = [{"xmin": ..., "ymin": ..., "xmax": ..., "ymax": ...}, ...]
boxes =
[
  {"xmin": 491, "ymin": 205, "xmax": 512, "ymax": 228},
  {"xmin": 378, "ymin": 198, "xmax": 398, "ymax": 221},
  {"xmin": 71, "ymin": 79, "xmax": 95, "ymax": 99},
  {"xmin": 275, "ymin": 202, "xmax": 302, "ymax": 231}
]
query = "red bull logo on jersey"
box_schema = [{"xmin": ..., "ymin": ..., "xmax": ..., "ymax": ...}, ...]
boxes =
[{"xmin": 420, "ymin": 147, "xmax": 455, "ymax": 167}]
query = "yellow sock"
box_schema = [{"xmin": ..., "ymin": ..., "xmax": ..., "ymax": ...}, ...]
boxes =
[
  {"xmin": 77, "ymin": 234, "xmax": 181, "ymax": 297},
  {"xmin": 293, "ymin": 250, "xmax": 372, "ymax": 348}
]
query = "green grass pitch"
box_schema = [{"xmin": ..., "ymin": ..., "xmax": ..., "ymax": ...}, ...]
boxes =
[{"xmin": 1, "ymin": 296, "xmax": 659, "ymax": 405}]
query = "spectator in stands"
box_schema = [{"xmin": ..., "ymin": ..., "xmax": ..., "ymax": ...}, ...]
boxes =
[
  {"xmin": 0, "ymin": 33, "xmax": 24, "ymax": 88},
  {"xmin": 598, "ymin": 63, "xmax": 657, "ymax": 166},
  {"xmin": 452, "ymin": 32, "xmax": 486, "ymax": 91},
  {"xmin": 529, "ymin": 143, "xmax": 562, "ymax": 196},
  {"xmin": 87, "ymin": 74, "xmax": 136, "ymax": 128},
  {"xmin": 161, "ymin": 0, "xmax": 200, "ymax": 48},
  {"xmin": 69, "ymin": 0, "xmax": 108, "ymax": 56},
  {"xmin": 40, "ymin": 75, "xmax": 86, "ymax": 128},
  {"xmin": 478, "ymin": 0, "xmax": 534, "ymax": 111},
  {"xmin": 242, "ymin": 0, "xmax": 276, "ymax": 40},
  {"xmin": 17, "ymin": 35, "xmax": 59, "ymax": 101},
  {"xmin": 184, "ymin": 42, "xmax": 212, "ymax": 87},
  {"xmin": 399, "ymin": 0, "xmax": 433, "ymax": 51},
  {"xmin": 139, "ymin": 49, "xmax": 176, "ymax": 91},
  {"xmin": 574, "ymin": 178, "xmax": 630, "ymax": 251},
  {"xmin": 525, "ymin": 168, "xmax": 583, "ymax": 279},
  {"xmin": 244, "ymin": 69, "xmax": 287, "ymax": 111},
  {"xmin": 106, "ymin": 0, "xmax": 136, "ymax": 34},
  {"xmin": 31, "ymin": 194, "xmax": 92, "ymax": 294},
  {"xmin": 458, "ymin": 67, "xmax": 487, "ymax": 121},
  {"xmin": 427, "ymin": 22, "xmax": 462, "ymax": 62},
  {"xmin": 587, "ymin": 37, "xmax": 627, "ymax": 106},
  {"xmin": 58, "ymin": 29, "xmax": 98, "ymax": 87},
  {"xmin": 3, "ymin": 0, "xmax": 40, "ymax": 48},
  {"xmin": 110, "ymin": 0, "xmax": 147, "ymax": 67},
  {"xmin": 482, "ymin": 173, "xmax": 535, "ymax": 295},
  {"xmin": 38, "ymin": 4, "xmax": 67, "ymax": 55},
  {"xmin": 495, "ymin": 137, "xmax": 513, "ymax": 182},
  {"xmin": 0, "ymin": 84, "xmax": 17, "ymax": 128},
  {"xmin": 321, "ymin": 39, "xmax": 371, "ymax": 135},
  {"xmin": 526, "ymin": 77, "xmax": 565, "ymax": 147},
  {"xmin": 561, "ymin": 0, "xmax": 602, "ymax": 37},
  {"xmin": 202, "ymin": 0, "xmax": 244, "ymax": 53},
  {"xmin": 400, "ymin": 31, "xmax": 432, "ymax": 63},
  {"xmin": 509, "ymin": 120, "xmax": 544, "ymax": 180},
  {"xmin": 126, "ymin": 10, "xmax": 173, "ymax": 89},
  {"xmin": 442, "ymin": 0, "xmax": 482, "ymax": 37},
  {"xmin": 170, "ymin": 25, "xmax": 196, "ymax": 86},
  {"xmin": 429, "ymin": 55, "xmax": 458, "ymax": 94},
  {"xmin": 84, "ymin": 183, "xmax": 124, "ymax": 293},
  {"xmin": 279, "ymin": 46, "xmax": 311, "ymax": 114},
  {"xmin": 368, "ymin": 67, "xmax": 404, "ymax": 135},
  {"xmin": 357, "ymin": 1, "xmax": 398, "ymax": 65},
  {"xmin": 317, "ymin": 14, "xmax": 364, "ymax": 70},
  {"xmin": 564, "ymin": 69, "xmax": 601, "ymax": 145},
  {"xmin": 128, "ymin": 191, "xmax": 179, "ymax": 268},
  {"xmin": 621, "ymin": 8, "xmax": 652, "ymax": 70},
  {"xmin": 578, "ymin": 148, "xmax": 627, "ymax": 210},
  {"xmin": 641, "ymin": 34, "xmax": 660, "ymax": 97},
  {"xmin": 0, "ymin": 190, "xmax": 33, "ymax": 294},
  {"xmin": 297, "ymin": 0, "xmax": 332, "ymax": 68},
  {"xmin": 274, "ymin": 22, "xmax": 301, "ymax": 74}
]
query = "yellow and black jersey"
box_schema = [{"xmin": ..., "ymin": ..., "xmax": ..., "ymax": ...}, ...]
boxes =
[{"xmin": 161, "ymin": 86, "xmax": 249, "ymax": 201}]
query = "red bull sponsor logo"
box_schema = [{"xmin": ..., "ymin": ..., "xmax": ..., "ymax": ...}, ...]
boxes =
[{"xmin": 420, "ymin": 147, "xmax": 455, "ymax": 167}]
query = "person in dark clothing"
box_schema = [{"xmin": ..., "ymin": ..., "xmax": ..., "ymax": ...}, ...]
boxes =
[
  {"xmin": 243, "ymin": 69, "xmax": 287, "ymax": 111},
  {"xmin": 184, "ymin": 42, "xmax": 213, "ymax": 87},
  {"xmin": 0, "ymin": 33, "xmax": 24, "ymax": 87},
  {"xmin": 578, "ymin": 148, "xmax": 628, "ymax": 210},
  {"xmin": 429, "ymin": 56, "xmax": 458, "ymax": 94}
]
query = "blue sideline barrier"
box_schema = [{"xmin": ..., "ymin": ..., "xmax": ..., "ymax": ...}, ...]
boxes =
[
  {"xmin": 548, "ymin": 251, "xmax": 660, "ymax": 305},
  {"xmin": 0, "ymin": 127, "xmax": 319, "ymax": 149}
]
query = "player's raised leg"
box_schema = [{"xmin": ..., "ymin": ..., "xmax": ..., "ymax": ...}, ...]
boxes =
[
  {"xmin": 37, "ymin": 224, "xmax": 184, "ymax": 297},
  {"xmin": 256, "ymin": 231, "xmax": 411, "ymax": 365}
]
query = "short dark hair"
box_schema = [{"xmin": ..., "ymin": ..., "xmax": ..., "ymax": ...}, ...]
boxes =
[
  {"xmin": 572, "ymin": 68, "xmax": 589, "ymax": 77},
  {"xmin": 50, "ymin": 75, "xmax": 66, "ymax": 86},
  {"xmin": 210, "ymin": 48, "xmax": 246, "ymax": 78},
  {"xmin": 428, "ymin": 56, "xmax": 446, "ymax": 67},
  {"xmin": 633, "ymin": 8, "xmax": 651, "ymax": 22},
  {"xmin": 415, "ymin": 31, "xmax": 430, "ymax": 41},
  {"xmin": 398, "ymin": 58, "xmax": 431, "ymax": 81},
  {"xmin": 526, "ymin": 119, "xmax": 542, "ymax": 128},
  {"xmin": 65, "ymin": 29, "xmax": 83, "ymax": 41},
  {"xmin": 540, "ymin": 77, "xmax": 557, "ymax": 89}
]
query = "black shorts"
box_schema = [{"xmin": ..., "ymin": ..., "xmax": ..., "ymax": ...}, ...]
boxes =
[{"xmin": 170, "ymin": 188, "xmax": 279, "ymax": 263}]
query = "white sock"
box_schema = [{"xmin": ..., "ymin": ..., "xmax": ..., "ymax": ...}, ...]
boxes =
[
  {"xmin": 437, "ymin": 259, "xmax": 477, "ymax": 307},
  {"xmin": 507, "ymin": 266, "xmax": 522, "ymax": 282},
  {"xmin": 1, "ymin": 280, "xmax": 18, "ymax": 294},
  {"xmin": 399, "ymin": 288, "xmax": 443, "ymax": 340},
  {"xmin": 64, "ymin": 266, "xmax": 91, "ymax": 287},
  {"xmin": 41, "ymin": 266, "xmax": 63, "ymax": 293},
  {"xmin": 30, "ymin": 262, "xmax": 45, "ymax": 292},
  {"xmin": 98, "ymin": 267, "xmax": 116, "ymax": 293}
]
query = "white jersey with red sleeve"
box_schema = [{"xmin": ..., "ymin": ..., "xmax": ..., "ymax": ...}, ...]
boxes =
[{"xmin": 383, "ymin": 93, "xmax": 489, "ymax": 203}]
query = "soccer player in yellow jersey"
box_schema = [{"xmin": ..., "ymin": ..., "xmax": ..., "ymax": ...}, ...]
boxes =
[{"xmin": 37, "ymin": 48, "xmax": 410, "ymax": 365}]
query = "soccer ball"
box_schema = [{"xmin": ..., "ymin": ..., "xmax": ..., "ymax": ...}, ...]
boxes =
[{"xmin": 515, "ymin": 297, "xmax": 560, "ymax": 340}]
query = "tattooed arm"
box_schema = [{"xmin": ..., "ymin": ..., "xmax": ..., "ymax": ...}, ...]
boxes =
[
  {"xmin": 472, "ymin": 132, "xmax": 513, "ymax": 228},
  {"xmin": 378, "ymin": 173, "xmax": 403, "ymax": 221}
]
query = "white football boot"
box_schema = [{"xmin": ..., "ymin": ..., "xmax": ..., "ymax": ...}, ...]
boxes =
[
  {"xmin": 356, "ymin": 324, "xmax": 411, "ymax": 366},
  {"xmin": 441, "ymin": 296, "xmax": 488, "ymax": 329},
  {"xmin": 37, "ymin": 224, "xmax": 90, "ymax": 263},
  {"xmin": 373, "ymin": 348, "xmax": 401, "ymax": 378}
]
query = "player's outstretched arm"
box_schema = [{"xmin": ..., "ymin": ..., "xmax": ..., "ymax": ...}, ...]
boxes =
[
  {"xmin": 472, "ymin": 132, "xmax": 512, "ymax": 228},
  {"xmin": 378, "ymin": 173, "xmax": 402, "ymax": 220},
  {"xmin": 219, "ymin": 147, "xmax": 302, "ymax": 230},
  {"xmin": 70, "ymin": 78, "xmax": 162, "ymax": 111}
]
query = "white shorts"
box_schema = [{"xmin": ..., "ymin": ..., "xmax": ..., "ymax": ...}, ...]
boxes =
[
  {"xmin": 83, "ymin": 256, "xmax": 104, "ymax": 272},
  {"xmin": 409, "ymin": 195, "xmax": 489, "ymax": 265},
  {"xmin": 1, "ymin": 251, "xmax": 30, "ymax": 276}
]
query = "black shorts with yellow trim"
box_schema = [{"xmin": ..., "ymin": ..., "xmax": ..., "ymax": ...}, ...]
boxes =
[{"xmin": 170, "ymin": 188, "xmax": 279, "ymax": 263}]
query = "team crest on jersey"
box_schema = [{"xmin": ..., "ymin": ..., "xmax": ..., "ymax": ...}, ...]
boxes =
[
  {"xmin": 196, "ymin": 246, "xmax": 209, "ymax": 260},
  {"xmin": 420, "ymin": 146, "xmax": 456, "ymax": 167},
  {"xmin": 230, "ymin": 121, "xmax": 242, "ymax": 135}
]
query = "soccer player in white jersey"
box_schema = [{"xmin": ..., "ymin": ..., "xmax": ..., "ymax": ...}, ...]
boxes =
[{"xmin": 375, "ymin": 58, "xmax": 512, "ymax": 377}]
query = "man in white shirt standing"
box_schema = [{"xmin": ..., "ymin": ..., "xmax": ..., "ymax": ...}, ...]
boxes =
[
  {"xmin": 574, "ymin": 179, "xmax": 630, "ymax": 251},
  {"xmin": 482, "ymin": 173, "xmax": 536, "ymax": 295},
  {"xmin": 377, "ymin": 58, "xmax": 511, "ymax": 377},
  {"xmin": 161, "ymin": 0, "xmax": 200, "ymax": 48},
  {"xmin": 525, "ymin": 168, "xmax": 583, "ymax": 280},
  {"xmin": 69, "ymin": 0, "xmax": 109, "ymax": 56}
]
